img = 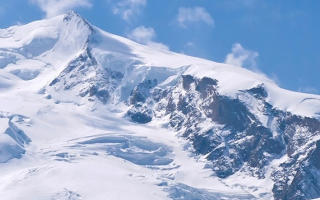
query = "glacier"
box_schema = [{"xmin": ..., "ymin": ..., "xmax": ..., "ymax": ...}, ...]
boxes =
[{"xmin": 0, "ymin": 11, "xmax": 320, "ymax": 200}]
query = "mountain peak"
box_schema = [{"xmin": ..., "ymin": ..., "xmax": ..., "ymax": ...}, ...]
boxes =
[
  {"xmin": 63, "ymin": 10, "xmax": 81, "ymax": 20},
  {"xmin": 62, "ymin": 10, "xmax": 93, "ymax": 32}
]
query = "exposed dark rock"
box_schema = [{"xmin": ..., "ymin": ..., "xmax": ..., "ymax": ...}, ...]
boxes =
[
  {"xmin": 127, "ymin": 79, "xmax": 158, "ymax": 123},
  {"xmin": 204, "ymin": 96, "xmax": 255, "ymax": 132},
  {"xmin": 195, "ymin": 77, "xmax": 217, "ymax": 98},
  {"xmin": 177, "ymin": 95, "xmax": 194, "ymax": 115},
  {"xmin": 130, "ymin": 79, "xmax": 157, "ymax": 105},
  {"xmin": 127, "ymin": 111, "xmax": 152, "ymax": 124},
  {"xmin": 95, "ymin": 89, "xmax": 110, "ymax": 104},
  {"xmin": 192, "ymin": 134, "xmax": 215, "ymax": 155},
  {"xmin": 127, "ymin": 105, "xmax": 152, "ymax": 124},
  {"xmin": 182, "ymin": 75, "xmax": 195, "ymax": 90},
  {"xmin": 274, "ymin": 141, "xmax": 320, "ymax": 200},
  {"xmin": 165, "ymin": 97, "xmax": 176, "ymax": 114},
  {"xmin": 49, "ymin": 78, "xmax": 59, "ymax": 86},
  {"xmin": 310, "ymin": 140, "xmax": 320, "ymax": 169},
  {"xmin": 47, "ymin": 48, "xmax": 125, "ymax": 105},
  {"xmin": 246, "ymin": 84, "xmax": 268, "ymax": 99}
]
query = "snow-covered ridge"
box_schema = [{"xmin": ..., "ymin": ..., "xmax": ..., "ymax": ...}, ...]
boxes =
[{"xmin": 1, "ymin": 12, "xmax": 319, "ymax": 118}]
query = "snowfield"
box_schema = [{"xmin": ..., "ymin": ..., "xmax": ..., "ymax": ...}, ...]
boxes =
[
  {"xmin": 0, "ymin": 103, "xmax": 256, "ymax": 199},
  {"xmin": 0, "ymin": 12, "xmax": 320, "ymax": 199}
]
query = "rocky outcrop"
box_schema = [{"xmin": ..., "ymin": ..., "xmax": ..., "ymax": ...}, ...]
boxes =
[{"xmin": 125, "ymin": 75, "xmax": 320, "ymax": 199}]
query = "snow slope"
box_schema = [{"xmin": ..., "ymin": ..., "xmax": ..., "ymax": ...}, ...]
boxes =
[
  {"xmin": 0, "ymin": 12, "xmax": 319, "ymax": 199},
  {"xmin": 0, "ymin": 94, "xmax": 256, "ymax": 199}
]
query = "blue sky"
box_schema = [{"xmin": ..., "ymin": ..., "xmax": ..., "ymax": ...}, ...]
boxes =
[{"xmin": 1, "ymin": 0, "xmax": 319, "ymax": 94}]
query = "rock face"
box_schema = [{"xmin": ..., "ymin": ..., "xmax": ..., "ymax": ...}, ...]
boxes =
[
  {"xmin": 271, "ymin": 115, "xmax": 320, "ymax": 200},
  {"xmin": 124, "ymin": 75, "xmax": 320, "ymax": 199},
  {"xmin": 47, "ymin": 48, "xmax": 124, "ymax": 105},
  {"xmin": 144, "ymin": 77, "xmax": 283, "ymax": 178}
]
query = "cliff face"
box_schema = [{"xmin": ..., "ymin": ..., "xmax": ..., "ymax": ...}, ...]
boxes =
[{"xmin": 125, "ymin": 75, "xmax": 320, "ymax": 199}]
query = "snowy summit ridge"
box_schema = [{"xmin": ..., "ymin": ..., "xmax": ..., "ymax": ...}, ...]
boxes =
[
  {"xmin": 1, "ymin": 11, "xmax": 320, "ymax": 117},
  {"xmin": 0, "ymin": 12, "xmax": 320, "ymax": 200}
]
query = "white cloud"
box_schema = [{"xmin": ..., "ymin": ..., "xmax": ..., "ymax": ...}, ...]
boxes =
[
  {"xmin": 147, "ymin": 42, "xmax": 169, "ymax": 51},
  {"xmin": 128, "ymin": 26, "xmax": 155, "ymax": 43},
  {"xmin": 30, "ymin": 0, "xmax": 92, "ymax": 18},
  {"xmin": 177, "ymin": 7, "xmax": 214, "ymax": 28},
  {"xmin": 128, "ymin": 26, "xmax": 169, "ymax": 51},
  {"xmin": 111, "ymin": 0, "xmax": 146, "ymax": 22},
  {"xmin": 225, "ymin": 43, "xmax": 259, "ymax": 70}
]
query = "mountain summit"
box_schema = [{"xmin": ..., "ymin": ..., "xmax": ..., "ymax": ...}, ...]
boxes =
[{"xmin": 0, "ymin": 12, "xmax": 320, "ymax": 200}]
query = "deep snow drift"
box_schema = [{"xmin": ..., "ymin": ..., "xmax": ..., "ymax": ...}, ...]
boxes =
[{"xmin": 0, "ymin": 12, "xmax": 320, "ymax": 200}]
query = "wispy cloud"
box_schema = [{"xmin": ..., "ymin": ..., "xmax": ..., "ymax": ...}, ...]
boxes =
[
  {"xmin": 177, "ymin": 7, "xmax": 214, "ymax": 28},
  {"xmin": 111, "ymin": 0, "xmax": 146, "ymax": 22},
  {"xmin": 128, "ymin": 26, "xmax": 169, "ymax": 50},
  {"xmin": 128, "ymin": 26, "xmax": 155, "ymax": 43},
  {"xmin": 225, "ymin": 43, "xmax": 259, "ymax": 70},
  {"xmin": 30, "ymin": 0, "xmax": 92, "ymax": 18}
]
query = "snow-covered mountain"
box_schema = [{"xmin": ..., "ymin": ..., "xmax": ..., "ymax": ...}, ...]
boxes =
[{"xmin": 0, "ymin": 12, "xmax": 320, "ymax": 200}]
